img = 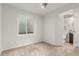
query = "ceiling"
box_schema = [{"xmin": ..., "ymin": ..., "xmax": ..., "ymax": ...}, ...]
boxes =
[{"xmin": 5, "ymin": 3, "xmax": 70, "ymax": 16}]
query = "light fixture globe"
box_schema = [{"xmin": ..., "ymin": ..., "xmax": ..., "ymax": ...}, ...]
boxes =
[{"xmin": 41, "ymin": 3, "xmax": 48, "ymax": 8}]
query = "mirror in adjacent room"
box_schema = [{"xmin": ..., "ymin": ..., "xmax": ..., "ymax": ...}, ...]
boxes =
[{"xmin": 18, "ymin": 15, "xmax": 34, "ymax": 35}]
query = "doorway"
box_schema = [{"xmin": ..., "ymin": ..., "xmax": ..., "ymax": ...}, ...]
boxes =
[{"xmin": 62, "ymin": 9, "xmax": 75, "ymax": 46}]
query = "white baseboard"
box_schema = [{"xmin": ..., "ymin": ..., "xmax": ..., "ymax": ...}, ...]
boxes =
[
  {"xmin": 2, "ymin": 40, "xmax": 42, "ymax": 52},
  {"xmin": 45, "ymin": 40, "xmax": 64, "ymax": 46},
  {"xmin": 44, "ymin": 40, "xmax": 56, "ymax": 45}
]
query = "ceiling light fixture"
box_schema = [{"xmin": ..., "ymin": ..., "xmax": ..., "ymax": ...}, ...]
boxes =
[{"xmin": 41, "ymin": 3, "xmax": 48, "ymax": 8}]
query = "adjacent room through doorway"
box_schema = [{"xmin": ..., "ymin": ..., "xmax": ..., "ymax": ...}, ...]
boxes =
[{"xmin": 62, "ymin": 10, "xmax": 75, "ymax": 46}]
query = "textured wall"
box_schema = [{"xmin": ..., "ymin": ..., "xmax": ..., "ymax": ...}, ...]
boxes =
[{"xmin": 2, "ymin": 4, "xmax": 43, "ymax": 50}]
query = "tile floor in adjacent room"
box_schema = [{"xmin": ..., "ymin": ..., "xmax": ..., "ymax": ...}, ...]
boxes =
[{"xmin": 1, "ymin": 42, "xmax": 79, "ymax": 56}]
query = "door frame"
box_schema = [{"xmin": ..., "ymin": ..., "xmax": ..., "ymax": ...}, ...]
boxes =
[{"xmin": 59, "ymin": 10, "xmax": 76, "ymax": 47}]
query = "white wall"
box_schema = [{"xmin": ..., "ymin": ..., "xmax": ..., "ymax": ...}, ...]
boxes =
[
  {"xmin": 44, "ymin": 4, "xmax": 79, "ymax": 46},
  {"xmin": 0, "ymin": 3, "xmax": 2, "ymax": 53},
  {"xmin": 73, "ymin": 7, "xmax": 79, "ymax": 47},
  {"xmin": 2, "ymin": 4, "xmax": 43, "ymax": 50},
  {"xmin": 2, "ymin": 3, "xmax": 79, "ymax": 51},
  {"xmin": 44, "ymin": 13, "xmax": 64, "ymax": 45},
  {"xmin": 43, "ymin": 15, "xmax": 56, "ymax": 45}
]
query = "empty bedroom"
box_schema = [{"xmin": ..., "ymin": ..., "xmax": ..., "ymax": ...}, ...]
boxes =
[{"xmin": 1, "ymin": 3, "xmax": 79, "ymax": 56}]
